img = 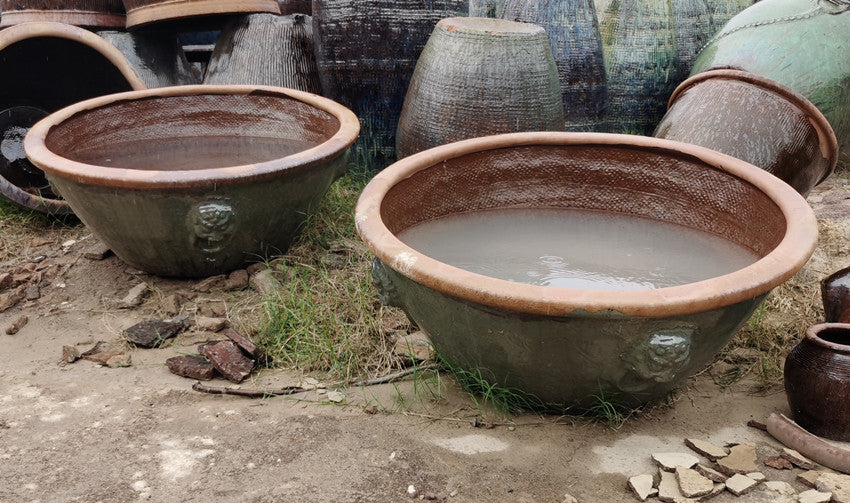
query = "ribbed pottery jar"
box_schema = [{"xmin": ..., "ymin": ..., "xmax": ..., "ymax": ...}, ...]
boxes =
[
  {"xmin": 123, "ymin": 0, "xmax": 281, "ymax": 29},
  {"xmin": 0, "ymin": 22, "xmax": 146, "ymax": 215},
  {"xmin": 204, "ymin": 13, "xmax": 320, "ymax": 94},
  {"xmin": 784, "ymin": 323, "xmax": 850, "ymax": 441},
  {"xmin": 692, "ymin": 0, "xmax": 850, "ymax": 170},
  {"xmin": 0, "ymin": 0, "xmax": 125, "ymax": 27},
  {"xmin": 469, "ymin": 0, "xmax": 505, "ymax": 17},
  {"xmin": 502, "ymin": 0, "xmax": 606, "ymax": 131},
  {"xmin": 822, "ymin": 267, "xmax": 850, "ymax": 324},
  {"xmin": 654, "ymin": 69, "xmax": 838, "ymax": 196},
  {"xmin": 311, "ymin": 0, "xmax": 468, "ymax": 169},
  {"xmin": 396, "ymin": 17, "xmax": 564, "ymax": 159},
  {"xmin": 97, "ymin": 28, "xmax": 199, "ymax": 88}
]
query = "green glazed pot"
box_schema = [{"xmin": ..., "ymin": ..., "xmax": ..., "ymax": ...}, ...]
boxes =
[
  {"xmin": 25, "ymin": 85, "xmax": 359, "ymax": 278},
  {"xmin": 356, "ymin": 132, "xmax": 817, "ymax": 408}
]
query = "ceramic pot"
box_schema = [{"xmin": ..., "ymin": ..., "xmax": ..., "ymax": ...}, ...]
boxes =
[
  {"xmin": 356, "ymin": 132, "xmax": 817, "ymax": 408},
  {"xmin": 123, "ymin": 0, "xmax": 281, "ymax": 29},
  {"xmin": 469, "ymin": 0, "xmax": 505, "ymax": 17},
  {"xmin": 501, "ymin": 0, "xmax": 606, "ymax": 131},
  {"xmin": 204, "ymin": 13, "xmax": 320, "ymax": 94},
  {"xmin": 97, "ymin": 28, "xmax": 199, "ymax": 88},
  {"xmin": 24, "ymin": 85, "xmax": 359, "ymax": 277},
  {"xmin": 692, "ymin": 0, "xmax": 850, "ymax": 170},
  {"xmin": 311, "ymin": 0, "xmax": 468, "ymax": 169},
  {"xmin": 0, "ymin": 21, "xmax": 146, "ymax": 215},
  {"xmin": 822, "ymin": 267, "xmax": 850, "ymax": 324},
  {"xmin": 0, "ymin": 0, "xmax": 125, "ymax": 27},
  {"xmin": 396, "ymin": 17, "xmax": 564, "ymax": 159},
  {"xmin": 784, "ymin": 323, "xmax": 850, "ymax": 441},
  {"xmin": 654, "ymin": 69, "xmax": 838, "ymax": 196},
  {"xmin": 278, "ymin": 0, "xmax": 309, "ymax": 15}
]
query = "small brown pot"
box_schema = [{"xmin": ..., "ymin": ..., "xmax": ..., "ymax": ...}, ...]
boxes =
[
  {"xmin": 822, "ymin": 267, "xmax": 850, "ymax": 324},
  {"xmin": 785, "ymin": 323, "xmax": 850, "ymax": 441},
  {"xmin": 0, "ymin": 0, "xmax": 126, "ymax": 28}
]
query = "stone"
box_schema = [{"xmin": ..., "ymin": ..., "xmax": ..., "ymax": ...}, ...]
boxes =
[
  {"xmin": 716, "ymin": 443, "xmax": 758, "ymax": 476},
  {"xmin": 224, "ymin": 269, "xmax": 249, "ymax": 291},
  {"xmin": 245, "ymin": 262, "xmax": 266, "ymax": 276},
  {"xmin": 815, "ymin": 472, "xmax": 850, "ymax": 503},
  {"xmin": 83, "ymin": 349, "xmax": 125, "ymax": 365},
  {"xmin": 725, "ymin": 473, "xmax": 759, "ymax": 496},
  {"xmin": 798, "ymin": 470, "xmax": 823, "ymax": 488},
  {"xmin": 702, "ymin": 483, "xmax": 725, "ymax": 500},
  {"xmin": 675, "ymin": 466, "xmax": 713, "ymax": 498},
  {"xmin": 30, "ymin": 236, "xmax": 53, "ymax": 247},
  {"xmin": 195, "ymin": 274, "xmax": 225, "ymax": 292},
  {"xmin": 222, "ymin": 327, "xmax": 269, "ymax": 365},
  {"xmin": 763, "ymin": 480, "xmax": 796, "ymax": 497},
  {"xmin": 657, "ymin": 470, "xmax": 689, "ymax": 503},
  {"xmin": 198, "ymin": 300, "xmax": 227, "ymax": 317},
  {"xmin": 326, "ymin": 391, "xmax": 345, "ymax": 403},
  {"xmin": 249, "ymin": 269, "xmax": 281, "ymax": 298},
  {"xmin": 694, "ymin": 464, "xmax": 726, "ymax": 483},
  {"xmin": 746, "ymin": 471, "xmax": 766, "ymax": 482},
  {"xmin": 684, "ymin": 438, "xmax": 728, "ymax": 461},
  {"xmin": 119, "ymin": 283, "xmax": 149, "ymax": 308},
  {"xmin": 83, "ymin": 242, "xmax": 112, "ymax": 260},
  {"xmin": 0, "ymin": 286, "xmax": 26, "ymax": 312},
  {"xmin": 628, "ymin": 474, "xmax": 656, "ymax": 501},
  {"xmin": 166, "ymin": 355, "xmax": 217, "ymax": 380},
  {"xmin": 4, "ymin": 315, "xmax": 28, "ymax": 335},
  {"xmin": 394, "ymin": 331, "xmax": 435, "ymax": 362},
  {"xmin": 0, "ymin": 272, "xmax": 12, "ymax": 291},
  {"xmin": 652, "ymin": 452, "xmax": 700, "ymax": 472},
  {"xmin": 162, "ymin": 294, "xmax": 181, "ymax": 317},
  {"xmin": 24, "ymin": 285, "xmax": 40, "ymax": 300},
  {"xmin": 61, "ymin": 345, "xmax": 80, "ymax": 363},
  {"xmin": 320, "ymin": 253, "xmax": 348, "ymax": 269},
  {"xmin": 781, "ymin": 447, "xmax": 816, "ymax": 469},
  {"xmin": 764, "ymin": 455, "xmax": 794, "ymax": 470},
  {"xmin": 106, "ymin": 354, "xmax": 131, "ymax": 367},
  {"xmin": 561, "ymin": 495, "xmax": 577, "ymax": 503},
  {"xmin": 201, "ymin": 340, "xmax": 254, "ymax": 383},
  {"xmin": 798, "ymin": 489, "xmax": 832, "ymax": 503},
  {"xmin": 195, "ymin": 316, "xmax": 227, "ymax": 332},
  {"xmin": 123, "ymin": 317, "xmax": 188, "ymax": 348}
]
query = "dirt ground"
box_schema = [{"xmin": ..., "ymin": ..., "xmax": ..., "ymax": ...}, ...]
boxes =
[{"xmin": 0, "ymin": 171, "xmax": 848, "ymax": 502}]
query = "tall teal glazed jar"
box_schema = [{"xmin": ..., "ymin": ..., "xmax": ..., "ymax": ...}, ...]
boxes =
[{"xmin": 692, "ymin": 0, "xmax": 850, "ymax": 169}]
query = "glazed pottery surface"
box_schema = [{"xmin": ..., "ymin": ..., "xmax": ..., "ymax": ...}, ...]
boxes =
[
  {"xmin": 123, "ymin": 0, "xmax": 281, "ymax": 28},
  {"xmin": 822, "ymin": 267, "xmax": 850, "ymax": 324},
  {"xmin": 502, "ymin": 0, "xmax": 606, "ymax": 131},
  {"xmin": 396, "ymin": 17, "xmax": 564, "ymax": 159},
  {"xmin": 97, "ymin": 28, "xmax": 199, "ymax": 88},
  {"xmin": 24, "ymin": 85, "xmax": 359, "ymax": 277},
  {"xmin": 654, "ymin": 69, "xmax": 838, "ymax": 196},
  {"xmin": 356, "ymin": 132, "xmax": 817, "ymax": 408},
  {"xmin": 469, "ymin": 0, "xmax": 505, "ymax": 17},
  {"xmin": 278, "ymin": 0, "xmax": 310, "ymax": 14},
  {"xmin": 0, "ymin": 0, "xmax": 125, "ymax": 27},
  {"xmin": 784, "ymin": 323, "xmax": 850, "ymax": 441},
  {"xmin": 0, "ymin": 21, "xmax": 146, "ymax": 215},
  {"xmin": 204, "ymin": 13, "xmax": 321, "ymax": 94},
  {"xmin": 692, "ymin": 0, "xmax": 850, "ymax": 169}
]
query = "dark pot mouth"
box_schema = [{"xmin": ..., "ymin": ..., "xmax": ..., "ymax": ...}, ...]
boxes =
[
  {"xmin": 355, "ymin": 131, "xmax": 818, "ymax": 318},
  {"xmin": 806, "ymin": 323, "xmax": 850, "ymax": 352},
  {"xmin": 667, "ymin": 68, "xmax": 839, "ymax": 186},
  {"xmin": 24, "ymin": 84, "xmax": 360, "ymax": 190}
]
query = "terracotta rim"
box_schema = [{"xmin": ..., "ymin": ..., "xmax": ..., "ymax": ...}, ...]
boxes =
[
  {"xmin": 668, "ymin": 68, "xmax": 839, "ymax": 185},
  {"xmin": 806, "ymin": 323, "xmax": 850, "ymax": 353},
  {"xmin": 125, "ymin": 0, "xmax": 280, "ymax": 28},
  {"xmin": 24, "ymin": 84, "xmax": 361, "ymax": 190},
  {"xmin": 0, "ymin": 10, "xmax": 126, "ymax": 28},
  {"xmin": 355, "ymin": 132, "xmax": 819, "ymax": 318}
]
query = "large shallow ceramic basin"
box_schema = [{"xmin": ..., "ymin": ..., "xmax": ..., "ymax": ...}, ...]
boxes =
[
  {"xmin": 355, "ymin": 132, "xmax": 817, "ymax": 408},
  {"xmin": 25, "ymin": 85, "xmax": 359, "ymax": 277}
]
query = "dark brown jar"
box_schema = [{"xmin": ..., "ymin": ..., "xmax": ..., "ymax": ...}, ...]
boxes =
[
  {"xmin": 784, "ymin": 323, "xmax": 850, "ymax": 441},
  {"xmin": 822, "ymin": 266, "xmax": 850, "ymax": 323}
]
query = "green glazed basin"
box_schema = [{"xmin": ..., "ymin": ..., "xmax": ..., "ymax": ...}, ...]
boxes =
[
  {"xmin": 25, "ymin": 85, "xmax": 360, "ymax": 277},
  {"xmin": 355, "ymin": 132, "xmax": 818, "ymax": 408}
]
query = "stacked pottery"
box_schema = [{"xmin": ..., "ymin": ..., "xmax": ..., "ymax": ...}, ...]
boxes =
[
  {"xmin": 395, "ymin": 17, "xmax": 564, "ymax": 159},
  {"xmin": 122, "ymin": 0, "xmax": 281, "ymax": 29},
  {"xmin": 97, "ymin": 28, "xmax": 199, "ymax": 87},
  {"xmin": 0, "ymin": 0, "xmax": 126, "ymax": 27},
  {"xmin": 204, "ymin": 13, "xmax": 321, "ymax": 94},
  {"xmin": 311, "ymin": 0, "xmax": 468, "ymax": 169},
  {"xmin": 501, "ymin": 0, "xmax": 607, "ymax": 131}
]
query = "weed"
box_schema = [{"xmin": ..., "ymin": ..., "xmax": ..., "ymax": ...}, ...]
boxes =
[
  {"xmin": 585, "ymin": 389, "xmax": 633, "ymax": 430},
  {"xmin": 441, "ymin": 359, "xmax": 549, "ymax": 420}
]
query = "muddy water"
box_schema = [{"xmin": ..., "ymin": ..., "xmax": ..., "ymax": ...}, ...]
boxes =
[
  {"xmin": 397, "ymin": 208, "xmax": 759, "ymax": 290},
  {"xmin": 70, "ymin": 136, "xmax": 318, "ymax": 170}
]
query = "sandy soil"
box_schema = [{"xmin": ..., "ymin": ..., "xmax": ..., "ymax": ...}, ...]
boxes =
[{"xmin": 0, "ymin": 172, "xmax": 848, "ymax": 502}]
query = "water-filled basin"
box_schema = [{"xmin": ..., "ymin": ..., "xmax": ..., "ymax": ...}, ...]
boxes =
[
  {"xmin": 355, "ymin": 132, "xmax": 817, "ymax": 408},
  {"xmin": 25, "ymin": 85, "xmax": 359, "ymax": 277}
]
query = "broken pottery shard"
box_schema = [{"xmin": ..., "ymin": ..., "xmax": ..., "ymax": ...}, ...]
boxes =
[
  {"xmin": 106, "ymin": 354, "xmax": 131, "ymax": 368},
  {"xmin": 123, "ymin": 317, "xmax": 188, "ymax": 348},
  {"xmin": 195, "ymin": 316, "xmax": 227, "ymax": 332},
  {"xmin": 694, "ymin": 464, "xmax": 726, "ymax": 483},
  {"xmin": 222, "ymin": 327, "xmax": 269, "ymax": 365},
  {"xmin": 725, "ymin": 473, "xmax": 759, "ymax": 496},
  {"xmin": 799, "ymin": 470, "xmax": 823, "ymax": 488},
  {"xmin": 394, "ymin": 331, "xmax": 435, "ymax": 363},
  {"xmin": 815, "ymin": 472, "xmax": 850, "ymax": 503},
  {"xmin": 764, "ymin": 480, "xmax": 797, "ymax": 497},
  {"xmin": 652, "ymin": 452, "xmax": 700, "ymax": 472},
  {"xmin": 61, "ymin": 345, "xmax": 80, "ymax": 363},
  {"xmin": 657, "ymin": 470, "xmax": 686, "ymax": 503},
  {"xmin": 764, "ymin": 455, "xmax": 794, "ymax": 470},
  {"xmin": 326, "ymin": 390, "xmax": 345, "ymax": 403},
  {"xmin": 224, "ymin": 269, "xmax": 249, "ymax": 291},
  {"xmin": 166, "ymin": 355, "xmax": 217, "ymax": 380},
  {"xmin": 716, "ymin": 443, "xmax": 758, "ymax": 476},
  {"xmin": 782, "ymin": 447, "xmax": 816, "ymax": 470},
  {"xmin": 684, "ymin": 438, "xmax": 729, "ymax": 461},
  {"xmin": 676, "ymin": 466, "xmax": 713, "ymax": 498},
  {"xmin": 195, "ymin": 274, "xmax": 225, "ymax": 293},
  {"xmin": 201, "ymin": 340, "xmax": 254, "ymax": 383},
  {"xmin": 799, "ymin": 489, "xmax": 833, "ymax": 503},
  {"xmin": 249, "ymin": 269, "xmax": 281, "ymax": 298},
  {"xmin": 746, "ymin": 471, "xmax": 766, "ymax": 482},
  {"xmin": 5, "ymin": 314, "xmax": 28, "ymax": 335},
  {"xmin": 119, "ymin": 282, "xmax": 149, "ymax": 308},
  {"xmin": 83, "ymin": 349, "xmax": 125, "ymax": 365}
]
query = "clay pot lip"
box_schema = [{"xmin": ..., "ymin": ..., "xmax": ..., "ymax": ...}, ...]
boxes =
[
  {"xmin": 438, "ymin": 16, "xmax": 546, "ymax": 35},
  {"xmin": 0, "ymin": 10, "xmax": 126, "ymax": 28},
  {"xmin": 23, "ymin": 84, "xmax": 360, "ymax": 190},
  {"xmin": 668, "ymin": 68, "xmax": 839, "ymax": 186},
  {"xmin": 355, "ymin": 131, "xmax": 818, "ymax": 318},
  {"xmin": 124, "ymin": 0, "xmax": 280, "ymax": 28},
  {"xmin": 805, "ymin": 323, "xmax": 850, "ymax": 352}
]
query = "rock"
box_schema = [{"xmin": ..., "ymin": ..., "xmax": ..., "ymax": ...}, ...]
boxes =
[
  {"xmin": 798, "ymin": 489, "xmax": 832, "ymax": 503},
  {"xmin": 798, "ymin": 470, "xmax": 823, "ymax": 488},
  {"xmin": 0, "ymin": 285, "xmax": 26, "ymax": 312},
  {"xmin": 703, "ymin": 483, "xmax": 725, "ymax": 500},
  {"xmin": 746, "ymin": 472, "xmax": 766, "ymax": 482},
  {"xmin": 83, "ymin": 348, "xmax": 125, "ymax": 365},
  {"xmin": 245, "ymin": 262, "xmax": 266, "ymax": 276},
  {"xmin": 61, "ymin": 345, "xmax": 80, "ymax": 363},
  {"xmin": 106, "ymin": 354, "xmax": 131, "ymax": 367},
  {"xmin": 161, "ymin": 294, "xmax": 181, "ymax": 316},
  {"xmin": 201, "ymin": 340, "xmax": 254, "ymax": 383},
  {"xmin": 628, "ymin": 474, "xmax": 657, "ymax": 501},
  {"xmin": 223, "ymin": 269, "xmax": 249, "ymax": 291},
  {"xmin": 249, "ymin": 269, "xmax": 281, "ymax": 298},
  {"xmin": 657, "ymin": 470, "xmax": 688, "ymax": 503},
  {"xmin": 24, "ymin": 284, "xmax": 40, "ymax": 300},
  {"xmin": 763, "ymin": 480, "xmax": 797, "ymax": 497},
  {"xmin": 195, "ymin": 274, "xmax": 225, "ymax": 293},
  {"xmin": 123, "ymin": 317, "xmax": 188, "ymax": 348},
  {"xmin": 320, "ymin": 253, "xmax": 348, "ymax": 269},
  {"xmin": 166, "ymin": 355, "xmax": 217, "ymax": 380},
  {"xmin": 195, "ymin": 316, "xmax": 227, "ymax": 332},
  {"xmin": 0, "ymin": 272, "xmax": 12, "ymax": 291},
  {"xmin": 815, "ymin": 472, "xmax": 850, "ymax": 503},
  {"xmin": 393, "ymin": 331, "xmax": 435, "ymax": 362},
  {"xmin": 407, "ymin": 485, "xmax": 417, "ymax": 498},
  {"xmin": 725, "ymin": 473, "xmax": 759, "ymax": 496},
  {"xmin": 694, "ymin": 464, "xmax": 726, "ymax": 483},
  {"xmin": 781, "ymin": 447, "xmax": 816, "ymax": 470},
  {"xmin": 716, "ymin": 443, "xmax": 758, "ymax": 476},
  {"xmin": 4, "ymin": 315, "xmax": 28, "ymax": 335},
  {"xmin": 83, "ymin": 242, "xmax": 112, "ymax": 260},
  {"xmin": 197, "ymin": 300, "xmax": 227, "ymax": 317},
  {"xmin": 363, "ymin": 404, "xmax": 377, "ymax": 414},
  {"xmin": 747, "ymin": 418, "xmax": 768, "ymax": 431},
  {"xmin": 561, "ymin": 495, "xmax": 577, "ymax": 503},
  {"xmin": 652, "ymin": 452, "xmax": 700, "ymax": 472},
  {"xmin": 222, "ymin": 327, "xmax": 269, "ymax": 365},
  {"xmin": 30, "ymin": 236, "xmax": 53, "ymax": 247},
  {"xmin": 676, "ymin": 466, "xmax": 713, "ymax": 498},
  {"xmin": 764, "ymin": 455, "xmax": 794, "ymax": 470},
  {"xmin": 119, "ymin": 283, "xmax": 149, "ymax": 308},
  {"xmin": 326, "ymin": 391, "xmax": 345, "ymax": 403},
  {"xmin": 684, "ymin": 438, "xmax": 728, "ymax": 461}
]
